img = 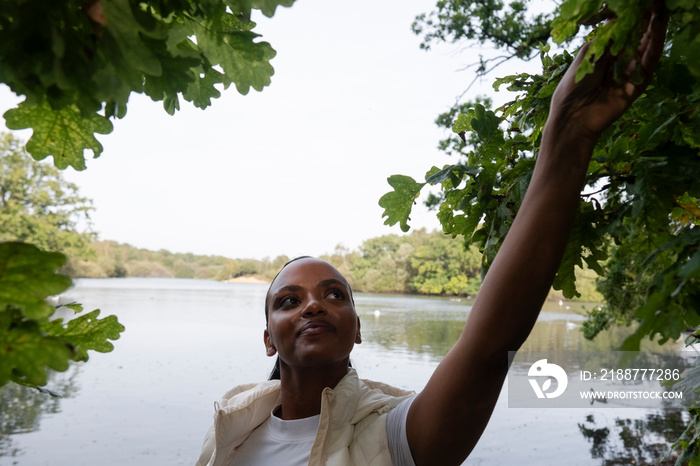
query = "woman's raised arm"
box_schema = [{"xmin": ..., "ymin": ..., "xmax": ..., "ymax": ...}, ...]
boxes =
[{"xmin": 405, "ymin": 5, "xmax": 668, "ymax": 465}]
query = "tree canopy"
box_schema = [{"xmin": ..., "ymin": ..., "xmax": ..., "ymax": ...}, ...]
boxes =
[
  {"xmin": 381, "ymin": 0, "xmax": 700, "ymax": 351},
  {"xmin": 0, "ymin": 0, "xmax": 294, "ymax": 170},
  {"xmin": 0, "ymin": 0, "xmax": 296, "ymax": 392},
  {"xmin": 382, "ymin": 0, "xmax": 700, "ymax": 460},
  {"xmin": 0, "ymin": 133, "xmax": 94, "ymax": 260}
]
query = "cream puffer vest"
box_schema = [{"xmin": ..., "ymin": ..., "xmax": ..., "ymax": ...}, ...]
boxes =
[{"xmin": 195, "ymin": 369, "xmax": 414, "ymax": 466}]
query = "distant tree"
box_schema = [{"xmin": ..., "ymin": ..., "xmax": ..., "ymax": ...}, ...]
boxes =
[
  {"xmin": 238, "ymin": 259, "xmax": 261, "ymax": 276},
  {"xmin": 128, "ymin": 260, "xmax": 174, "ymax": 278},
  {"xmin": 223, "ymin": 259, "xmax": 242, "ymax": 280},
  {"xmin": 0, "ymin": 133, "xmax": 94, "ymax": 260},
  {"xmin": 263, "ymin": 255, "xmax": 290, "ymax": 279},
  {"xmin": 174, "ymin": 260, "xmax": 196, "ymax": 279},
  {"xmin": 346, "ymin": 229, "xmax": 481, "ymax": 295},
  {"xmin": 409, "ymin": 230, "xmax": 481, "ymax": 295},
  {"xmin": 272, "ymin": 254, "xmax": 290, "ymax": 270}
]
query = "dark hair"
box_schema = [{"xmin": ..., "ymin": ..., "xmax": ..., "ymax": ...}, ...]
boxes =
[{"xmin": 265, "ymin": 256, "xmax": 355, "ymax": 380}]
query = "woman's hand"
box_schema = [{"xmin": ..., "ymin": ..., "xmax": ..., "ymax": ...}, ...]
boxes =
[{"xmin": 547, "ymin": 1, "xmax": 668, "ymax": 143}]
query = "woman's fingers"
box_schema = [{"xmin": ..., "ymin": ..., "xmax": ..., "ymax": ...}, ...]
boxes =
[
  {"xmin": 639, "ymin": 4, "xmax": 668, "ymax": 81},
  {"xmin": 548, "ymin": 2, "xmax": 668, "ymax": 139}
]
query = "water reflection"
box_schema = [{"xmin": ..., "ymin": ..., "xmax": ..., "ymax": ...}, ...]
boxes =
[
  {"xmin": 0, "ymin": 366, "xmax": 80, "ymax": 459},
  {"xmin": 360, "ymin": 311, "xmax": 465, "ymax": 358},
  {"xmin": 356, "ymin": 293, "xmax": 686, "ymax": 361},
  {"xmin": 578, "ymin": 411, "xmax": 686, "ymax": 465},
  {"xmin": 355, "ymin": 292, "xmax": 693, "ymax": 465},
  {"xmin": 354, "ymin": 292, "xmax": 467, "ymax": 359}
]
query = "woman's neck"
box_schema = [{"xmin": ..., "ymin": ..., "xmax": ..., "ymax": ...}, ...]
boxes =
[{"xmin": 276, "ymin": 361, "xmax": 350, "ymax": 420}]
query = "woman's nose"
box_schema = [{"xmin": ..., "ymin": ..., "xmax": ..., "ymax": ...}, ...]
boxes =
[{"xmin": 302, "ymin": 298, "xmax": 326, "ymax": 316}]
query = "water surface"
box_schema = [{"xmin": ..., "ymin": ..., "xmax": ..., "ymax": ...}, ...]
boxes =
[{"xmin": 0, "ymin": 278, "xmax": 689, "ymax": 465}]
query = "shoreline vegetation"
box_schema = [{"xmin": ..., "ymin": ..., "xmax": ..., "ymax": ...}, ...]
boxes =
[
  {"xmin": 225, "ymin": 275, "xmax": 270, "ymax": 284},
  {"xmin": 62, "ymin": 229, "xmax": 602, "ymax": 302}
]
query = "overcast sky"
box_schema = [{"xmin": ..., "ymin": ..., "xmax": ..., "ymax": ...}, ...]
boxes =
[{"xmin": 1, "ymin": 0, "xmax": 540, "ymax": 260}]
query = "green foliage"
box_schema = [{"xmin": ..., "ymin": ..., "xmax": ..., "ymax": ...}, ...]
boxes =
[
  {"xmin": 383, "ymin": 100, "xmax": 537, "ymax": 279},
  {"xmin": 0, "ymin": 133, "xmax": 95, "ymax": 261},
  {"xmin": 0, "ymin": 242, "xmax": 124, "ymax": 388},
  {"xmin": 4, "ymin": 102, "xmax": 113, "ymax": 171},
  {"xmin": 0, "ymin": 0, "xmax": 296, "ymax": 386},
  {"xmin": 385, "ymin": 0, "xmax": 700, "ymax": 461},
  {"xmin": 0, "ymin": 243, "xmax": 71, "ymax": 322},
  {"xmin": 42, "ymin": 304, "xmax": 123, "ymax": 363},
  {"xmin": 378, "ymin": 176, "xmax": 425, "ymax": 233},
  {"xmin": 670, "ymin": 339, "xmax": 700, "ymax": 465},
  {"xmin": 0, "ymin": 0, "xmax": 295, "ymax": 169},
  {"xmin": 0, "ymin": 133, "xmax": 122, "ymax": 391},
  {"xmin": 0, "ymin": 0, "xmax": 293, "ymax": 405},
  {"xmin": 412, "ymin": 0, "xmax": 553, "ymax": 59},
  {"xmin": 674, "ymin": 408, "xmax": 700, "ymax": 466},
  {"xmin": 383, "ymin": 0, "xmax": 700, "ymax": 347}
]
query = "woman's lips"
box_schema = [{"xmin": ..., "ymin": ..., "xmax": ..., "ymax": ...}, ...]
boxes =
[{"xmin": 298, "ymin": 321, "xmax": 335, "ymax": 336}]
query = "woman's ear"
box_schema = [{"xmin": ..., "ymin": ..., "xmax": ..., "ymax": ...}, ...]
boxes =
[
  {"xmin": 355, "ymin": 317, "xmax": 362, "ymax": 344},
  {"xmin": 264, "ymin": 329, "xmax": 277, "ymax": 356}
]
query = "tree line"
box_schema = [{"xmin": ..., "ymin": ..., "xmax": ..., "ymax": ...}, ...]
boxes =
[
  {"xmin": 67, "ymin": 230, "xmax": 485, "ymax": 295},
  {"xmin": 68, "ymin": 233, "xmax": 600, "ymax": 301},
  {"xmin": 67, "ymin": 240, "xmax": 287, "ymax": 282},
  {"xmin": 2, "ymin": 130, "xmax": 601, "ymax": 300}
]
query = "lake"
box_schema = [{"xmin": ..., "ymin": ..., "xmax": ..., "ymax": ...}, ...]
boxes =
[{"xmin": 0, "ymin": 278, "xmax": 691, "ymax": 465}]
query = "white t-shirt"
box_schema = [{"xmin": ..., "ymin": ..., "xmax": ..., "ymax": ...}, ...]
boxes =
[{"xmin": 230, "ymin": 396, "xmax": 416, "ymax": 466}]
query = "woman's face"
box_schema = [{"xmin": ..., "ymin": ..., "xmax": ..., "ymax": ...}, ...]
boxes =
[{"xmin": 264, "ymin": 258, "xmax": 361, "ymax": 371}]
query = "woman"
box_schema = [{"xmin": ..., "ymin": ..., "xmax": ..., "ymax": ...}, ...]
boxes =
[{"xmin": 196, "ymin": 5, "xmax": 668, "ymax": 465}]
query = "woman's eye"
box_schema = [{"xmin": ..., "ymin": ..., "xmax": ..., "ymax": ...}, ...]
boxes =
[
  {"xmin": 279, "ymin": 296, "xmax": 300, "ymax": 308},
  {"xmin": 326, "ymin": 289, "xmax": 344, "ymax": 300}
]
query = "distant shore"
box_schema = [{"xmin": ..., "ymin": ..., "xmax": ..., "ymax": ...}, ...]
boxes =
[{"xmin": 224, "ymin": 275, "xmax": 271, "ymax": 284}]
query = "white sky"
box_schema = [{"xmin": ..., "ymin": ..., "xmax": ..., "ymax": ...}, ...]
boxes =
[{"xmin": 0, "ymin": 0, "xmax": 541, "ymax": 260}]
